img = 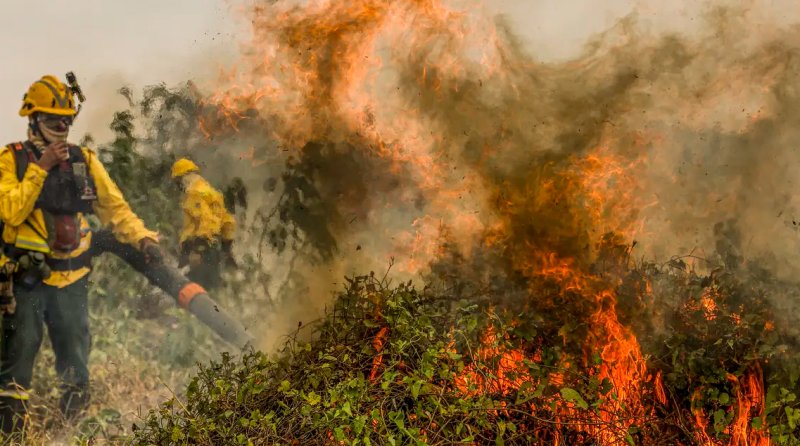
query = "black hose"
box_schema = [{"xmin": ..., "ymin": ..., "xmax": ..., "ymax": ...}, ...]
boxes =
[{"xmin": 90, "ymin": 230, "xmax": 254, "ymax": 348}]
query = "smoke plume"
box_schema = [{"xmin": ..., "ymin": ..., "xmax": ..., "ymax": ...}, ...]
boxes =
[{"xmin": 108, "ymin": 0, "xmax": 800, "ymax": 352}]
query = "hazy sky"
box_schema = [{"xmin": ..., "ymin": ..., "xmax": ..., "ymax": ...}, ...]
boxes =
[
  {"xmin": 0, "ymin": 0, "xmax": 242, "ymax": 140},
  {"xmin": 1, "ymin": 0, "xmax": 797, "ymax": 142}
]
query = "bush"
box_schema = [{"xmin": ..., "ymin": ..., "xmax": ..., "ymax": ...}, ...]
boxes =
[{"xmin": 130, "ymin": 249, "xmax": 800, "ymax": 445}]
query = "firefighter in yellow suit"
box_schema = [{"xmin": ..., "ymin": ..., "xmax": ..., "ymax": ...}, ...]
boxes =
[
  {"xmin": 171, "ymin": 158, "xmax": 236, "ymax": 290},
  {"xmin": 0, "ymin": 75, "xmax": 162, "ymax": 432}
]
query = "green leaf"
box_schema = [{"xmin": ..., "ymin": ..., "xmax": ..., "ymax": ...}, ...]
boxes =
[
  {"xmin": 171, "ymin": 426, "xmax": 185, "ymax": 442},
  {"xmin": 342, "ymin": 401, "xmax": 353, "ymax": 417},
  {"xmin": 306, "ymin": 391, "xmax": 321, "ymax": 406},
  {"xmin": 560, "ymin": 388, "xmax": 589, "ymax": 410},
  {"xmin": 98, "ymin": 408, "xmax": 121, "ymax": 422},
  {"xmin": 625, "ymin": 433, "xmax": 635, "ymax": 446},
  {"xmin": 334, "ymin": 427, "xmax": 345, "ymax": 441},
  {"xmin": 353, "ymin": 415, "xmax": 366, "ymax": 434},
  {"xmin": 411, "ymin": 380, "xmax": 422, "ymax": 399},
  {"xmin": 713, "ymin": 409, "xmax": 726, "ymax": 433},
  {"xmin": 718, "ymin": 393, "xmax": 730, "ymax": 405}
]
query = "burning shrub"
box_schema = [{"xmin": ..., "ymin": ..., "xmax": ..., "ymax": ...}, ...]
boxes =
[
  {"xmin": 131, "ymin": 273, "xmax": 638, "ymax": 445},
  {"xmin": 129, "ymin": 241, "xmax": 800, "ymax": 445},
  {"xmin": 631, "ymin": 258, "xmax": 800, "ymax": 445}
]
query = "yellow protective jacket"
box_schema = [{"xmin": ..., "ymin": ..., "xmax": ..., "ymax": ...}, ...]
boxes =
[
  {"xmin": 180, "ymin": 175, "xmax": 235, "ymax": 244},
  {"xmin": 0, "ymin": 143, "xmax": 158, "ymax": 288}
]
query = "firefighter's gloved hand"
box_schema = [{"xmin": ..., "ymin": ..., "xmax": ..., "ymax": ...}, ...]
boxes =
[
  {"xmin": 140, "ymin": 238, "xmax": 164, "ymax": 265},
  {"xmin": 36, "ymin": 141, "xmax": 69, "ymax": 171}
]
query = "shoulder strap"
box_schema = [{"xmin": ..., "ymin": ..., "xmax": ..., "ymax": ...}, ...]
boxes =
[
  {"xmin": 0, "ymin": 142, "xmax": 29, "ymax": 244},
  {"xmin": 68, "ymin": 145, "xmax": 86, "ymax": 163},
  {"xmin": 9, "ymin": 141, "xmax": 35, "ymax": 182}
]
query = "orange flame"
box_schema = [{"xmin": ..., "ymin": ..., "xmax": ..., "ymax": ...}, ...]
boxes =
[
  {"xmin": 701, "ymin": 289, "xmax": 720, "ymax": 321},
  {"xmin": 691, "ymin": 365, "xmax": 770, "ymax": 446},
  {"xmin": 369, "ymin": 326, "xmax": 390, "ymax": 383},
  {"xmin": 726, "ymin": 365, "xmax": 770, "ymax": 446},
  {"xmin": 654, "ymin": 371, "xmax": 667, "ymax": 406}
]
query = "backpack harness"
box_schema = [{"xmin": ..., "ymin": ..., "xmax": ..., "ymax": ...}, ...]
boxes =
[{"xmin": 2, "ymin": 141, "xmax": 98, "ymax": 271}]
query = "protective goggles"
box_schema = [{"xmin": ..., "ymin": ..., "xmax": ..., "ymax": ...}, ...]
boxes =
[{"xmin": 38, "ymin": 113, "xmax": 74, "ymax": 128}]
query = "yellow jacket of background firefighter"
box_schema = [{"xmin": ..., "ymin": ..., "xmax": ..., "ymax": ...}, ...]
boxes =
[
  {"xmin": 0, "ymin": 145, "xmax": 158, "ymax": 288},
  {"xmin": 179, "ymin": 175, "xmax": 236, "ymax": 244}
]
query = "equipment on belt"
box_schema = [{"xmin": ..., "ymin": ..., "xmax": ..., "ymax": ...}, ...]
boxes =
[
  {"xmin": 15, "ymin": 252, "xmax": 50, "ymax": 291},
  {"xmin": 0, "ymin": 250, "xmax": 52, "ymax": 317}
]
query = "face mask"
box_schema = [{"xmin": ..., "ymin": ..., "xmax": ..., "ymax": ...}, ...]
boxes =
[
  {"xmin": 37, "ymin": 114, "xmax": 72, "ymax": 143},
  {"xmin": 180, "ymin": 174, "xmax": 196, "ymax": 191}
]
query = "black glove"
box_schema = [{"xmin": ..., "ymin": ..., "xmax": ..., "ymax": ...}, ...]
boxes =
[{"xmin": 140, "ymin": 238, "xmax": 164, "ymax": 266}]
